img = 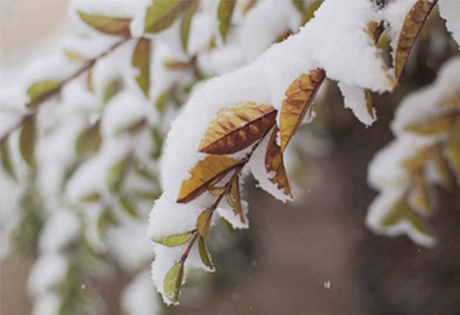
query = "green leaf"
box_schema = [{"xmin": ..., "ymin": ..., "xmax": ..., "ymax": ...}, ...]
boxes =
[
  {"xmin": 218, "ymin": 0, "xmax": 236, "ymax": 42},
  {"xmin": 152, "ymin": 232, "xmax": 193, "ymax": 247},
  {"xmin": 78, "ymin": 11, "xmax": 131, "ymax": 36},
  {"xmin": 134, "ymin": 190, "xmax": 161, "ymax": 201},
  {"xmin": 134, "ymin": 159, "xmax": 157, "ymax": 182},
  {"xmin": 75, "ymin": 121, "xmax": 102, "ymax": 156},
  {"xmin": 1, "ymin": 138, "xmax": 17, "ymax": 181},
  {"xmin": 19, "ymin": 117, "xmax": 37, "ymax": 169},
  {"xmin": 97, "ymin": 211, "xmax": 117, "ymax": 239},
  {"xmin": 26, "ymin": 80, "xmax": 60, "ymax": 108},
  {"xmin": 132, "ymin": 38, "xmax": 151, "ymax": 97},
  {"xmin": 80, "ymin": 192, "xmax": 101, "ymax": 203},
  {"xmin": 198, "ymin": 237, "xmax": 213, "ymax": 269},
  {"xmin": 107, "ymin": 158, "xmax": 129, "ymax": 193},
  {"xmin": 292, "ymin": 0, "xmax": 304, "ymax": 13},
  {"xmin": 155, "ymin": 90, "xmax": 171, "ymax": 112},
  {"xmin": 144, "ymin": 0, "xmax": 194, "ymax": 34},
  {"xmin": 119, "ymin": 194, "xmax": 140, "ymax": 218},
  {"xmin": 180, "ymin": 0, "xmax": 198, "ymax": 52},
  {"xmin": 103, "ymin": 78, "xmax": 123, "ymax": 103},
  {"xmin": 197, "ymin": 210, "xmax": 212, "ymax": 238},
  {"xmin": 164, "ymin": 262, "xmax": 184, "ymax": 303}
]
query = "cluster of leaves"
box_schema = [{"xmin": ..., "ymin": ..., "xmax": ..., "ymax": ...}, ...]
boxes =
[{"xmin": 152, "ymin": 0, "xmax": 444, "ymax": 302}]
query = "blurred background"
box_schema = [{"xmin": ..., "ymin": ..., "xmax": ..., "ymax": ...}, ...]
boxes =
[{"xmin": 1, "ymin": 1, "xmax": 460, "ymax": 315}]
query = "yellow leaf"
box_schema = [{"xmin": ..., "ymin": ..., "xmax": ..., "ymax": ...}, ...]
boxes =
[
  {"xmin": 279, "ymin": 69, "xmax": 325, "ymax": 151},
  {"xmin": 218, "ymin": 0, "xmax": 237, "ymax": 42},
  {"xmin": 395, "ymin": 0, "xmax": 438, "ymax": 80},
  {"xmin": 78, "ymin": 11, "xmax": 131, "ymax": 36},
  {"xmin": 178, "ymin": 155, "xmax": 242, "ymax": 203},
  {"xmin": 265, "ymin": 127, "xmax": 292, "ymax": 197},
  {"xmin": 19, "ymin": 116, "xmax": 37, "ymax": 169},
  {"xmin": 404, "ymin": 114, "xmax": 454, "ymax": 135},
  {"xmin": 26, "ymin": 80, "xmax": 60, "ymax": 108},
  {"xmin": 408, "ymin": 171, "xmax": 431, "ymax": 216},
  {"xmin": 64, "ymin": 49, "xmax": 86, "ymax": 62},
  {"xmin": 401, "ymin": 146, "xmax": 433, "ymax": 171},
  {"xmin": 197, "ymin": 210, "xmax": 212, "ymax": 238},
  {"xmin": 433, "ymin": 145, "xmax": 455, "ymax": 190},
  {"xmin": 180, "ymin": 0, "xmax": 198, "ymax": 52},
  {"xmin": 164, "ymin": 262, "xmax": 184, "ymax": 303},
  {"xmin": 144, "ymin": 0, "xmax": 194, "ymax": 34},
  {"xmin": 199, "ymin": 102, "xmax": 277, "ymax": 155},
  {"xmin": 86, "ymin": 72, "xmax": 94, "ymax": 93},
  {"xmin": 132, "ymin": 38, "xmax": 151, "ymax": 97},
  {"xmin": 445, "ymin": 118, "xmax": 460, "ymax": 182},
  {"xmin": 152, "ymin": 232, "xmax": 193, "ymax": 247}
]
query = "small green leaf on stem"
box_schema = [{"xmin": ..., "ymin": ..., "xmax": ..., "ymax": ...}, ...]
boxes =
[
  {"xmin": 153, "ymin": 232, "xmax": 193, "ymax": 247},
  {"xmin": 164, "ymin": 262, "xmax": 184, "ymax": 303}
]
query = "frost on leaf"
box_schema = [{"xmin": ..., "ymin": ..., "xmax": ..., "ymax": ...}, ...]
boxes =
[
  {"xmin": 78, "ymin": 12, "xmax": 131, "ymax": 36},
  {"xmin": 26, "ymin": 80, "xmax": 60, "ymax": 108},
  {"xmin": 265, "ymin": 127, "xmax": 291, "ymax": 197},
  {"xmin": 144, "ymin": 0, "xmax": 194, "ymax": 34},
  {"xmin": 19, "ymin": 116, "xmax": 37, "ymax": 169},
  {"xmin": 395, "ymin": 0, "xmax": 438, "ymax": 80},
  {"xmin": 163, "ymin": 262, "xmax": 184, "ymax": 303},
  {"xmin": 218, "ymin": 0, "xmax": 237, "ymax": 42},
  {"xmin": 177, "ymin": 155, "xmax": 242, "ymax": 203},
  {"xmin": 199, "ymin": 102, "xmax": 277, "ymax": 155},
  {"xmin": 279, "ymin": 69, "xmax": 325, "ymax": 152},
  {"xmin": 132, "ymin": 38, "xmax": 151, "ymax": 97}
]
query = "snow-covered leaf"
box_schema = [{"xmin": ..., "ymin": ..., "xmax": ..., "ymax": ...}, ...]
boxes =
[
  {"xmin": 433, "ymin": 145, "xmax": 455, "ymax": 190},
  {"xmin": 279, "ymin": 69, "xmax": 325, "ymax": 151},
  {"xmin": 265, "ymin": 127, "xmax": 291, "ymax": 197},
  {"xmin": 107, "ymin": 157, "xmax": 129, "ymax": 193},
  {"xmin": 119, "ymin": 194, "xmax": 140, "ymax": 218},
  {"xmin": 178, "ymin": 156, "xmax": 242, "ymax": 203},
  {"xmin": 103, "ymin": 78, "xmax": 123, "ymax": 103},
  {"xmin": 401, "ymin": 146, "xmax": 433, "ymax": 171},
  {"xmin": 218, "ymin": 0, "xmax": 236, "ymax": 42},
  {"xmin": 199, "ymin": 102, "xmax": 277, "ymax": 155},
  {"xmin": 75, "ymin": 121, "xmax": 102, "ymax": 156},
  {"xmin": 408, "ymin": 171, "xmax": 431, "ymax": 216},
  {"xmin": 78, "ymin": 12, "xmax": 131, "ymax": 36},
  {"xmin": 445, "ymin": 118, "xmax": 460, "ymax": 182},
  {"xmin": 132, "ymin": 38, "xmax": 151, "ymax": 97},
  {"xmin": 404, "ymin": 115, "xmax": 454, "ymax": 135}
]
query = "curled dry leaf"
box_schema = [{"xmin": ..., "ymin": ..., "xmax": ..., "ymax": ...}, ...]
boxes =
[
  {"xmin": 265, "ymin": 127, "xmax": 291, "ymax": 197},
  {"xmin": 218, "ymin": 0, "xmax": 236, "ymax": 42},
  {"xmin": 152, "ymin": 232, "xmax": 193, "ymax": 247},
  {"xmin": 144, "ymin": 0, "xmax": 194, "ymax": 34},
  {"xmin": 395, "ymin": 0, "xmax": 438, "ymax": 80},
  {"xmin": 178, "ymin": 155, "xmax": 242, "ymax": 203},
  {"xmin": 199, "ymin": 102, "xmax": 277, "ymax": 155},
  {"xmin": 197, "ymin": 210, "xmax": 212, "ymax": 238},
  {"xmin": 279, "ymin": 69, "xmax": 325, "ymax": 152},
  {"xmin": 132, "ymin": 38, "xmax": 151, "ymax": 97},
  {"xmin": 78, "ymin": 12, "xmax": 131, "ymax": 36},
  {"xmin": 164, "ymin": 262, "xmax": 184, "ymax": 303},
  {"xmin": 226, "ymin": 177, "xmax": 245, "ymax": 223}
]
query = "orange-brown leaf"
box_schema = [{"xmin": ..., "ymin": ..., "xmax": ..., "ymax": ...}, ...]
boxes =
[
  {"xmin": 199, "ymin": 102, "xmax": 277, "ymax": 155},
  {"xmin": 226, "ymin": 177, "xmax": 245, "ymax": 224},
  {"xmin": 395, "ymin": 0, "xmax": 438, "ymax": 80},
  {"xmin": 265, "ymin": 127, "xmax": 291, "ymax": 197},
  {"xmin": 279, "ymin": 69, "xmax": 325, "ymax": 152},
  {"xmin": 178, "ymin": 156, "xmax": 242, "ymax": 203}
]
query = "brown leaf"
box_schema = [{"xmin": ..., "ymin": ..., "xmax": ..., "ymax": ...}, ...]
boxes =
[
  {"xmin": 395, "ymin": 0, "xmax": 438, "ymax": 80},
  {"xmin": 226, "ymin": 177, "xmax": 245, "ymax": 224},
  {"xmin": 365, "ymin": 89, "xmax": 376, "ymax": 120},
  {"xmin": 197, "ymin": 210, "xmax": 212, "ymax": 238},
  {"xmin": 178, "ymin": 155, "xmax": 242, "ymax": 203},
  {"xmin": 279, "ymin": 69, "xmax": 325, "ymax": 152},
  {"xmin": 199, "ymin": 102, "xmax": 277, "ymax": 155},
  {"xmin": 265, "ymin": 127, "xmax": 291, "ymax": 197},
  {"xmin": 78, "ymin": 11, "xmax": 131, "ymax": 36}
]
